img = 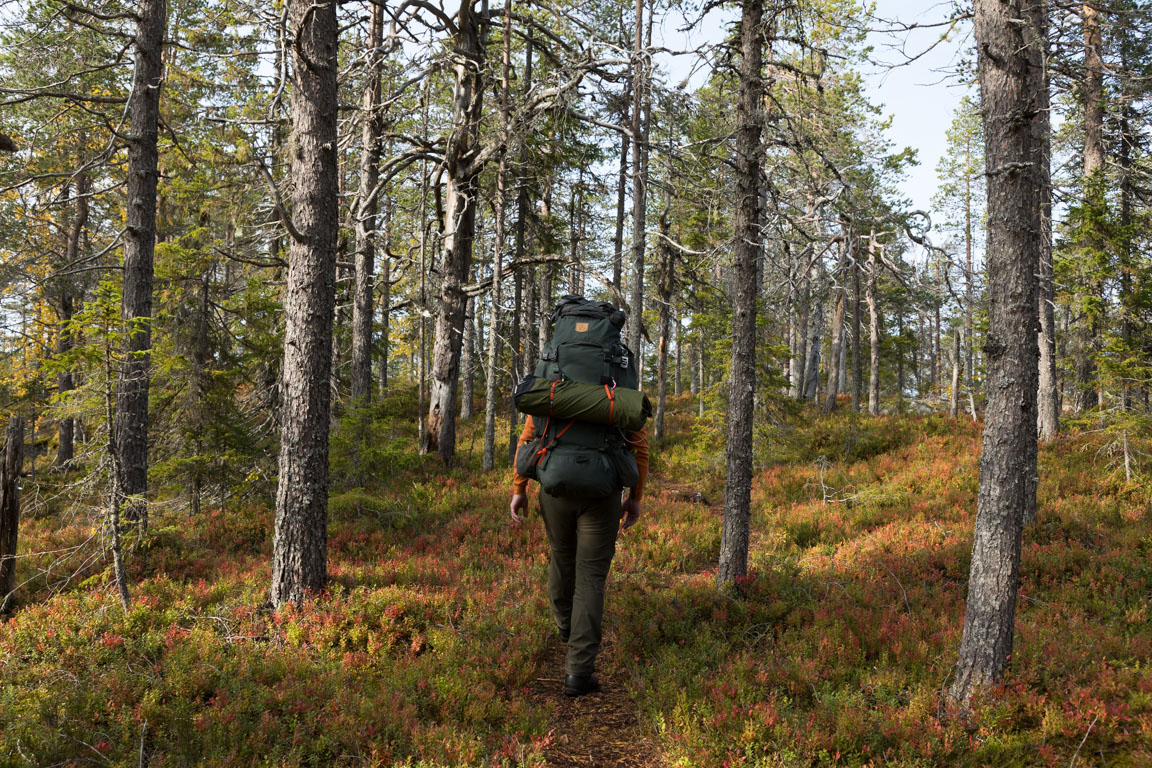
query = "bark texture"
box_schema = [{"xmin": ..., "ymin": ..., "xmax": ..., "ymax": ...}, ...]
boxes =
[
  {"xmin": 0, "ymin": 417, "xmax": 23, "ymax": 614},
  {"xmin": 717, "ymin": 0, "xmax": 763, "ymax": 588},
  {"xmin": 866, "ymin": 232, "xmax": 880, "ymax": 416},
  {"xmin": 949, "ymin": 0, "xmax": 1042, "ymax": 703},
  {"xmin": 115, "ymin": 0, "xmax": 167, "ymax": 530},
  {"xmin": 626, "ymin": 0, "xmax": 648, "ymax": 356},
  {"xmin": 270, "ymin": 0, "xmax": 339, "ymax": 607},
  {"xmin": 425, "ymin": 2, "xmax": 485, "ymax": 461},
  {"xmin": 351, "ymin": 0, "xmax": 385, "ymax": 405}
]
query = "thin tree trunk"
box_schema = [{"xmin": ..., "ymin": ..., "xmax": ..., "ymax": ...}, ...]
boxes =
[
  {"xmin": 1073, "ymin": 1, "xmax": 1104, "ymax": 414},
  {"xmin": 823, "ymin": 234, "xmax": 848, "ymax": 413},
  {"xmin": 56, "ymin": 171, "xmax": 89, "ymax": 468},
  {"xmin": 115, "ymin": 0, "xmax": 167, "ymax": 532},
  {"xmin": 717, "ymin": 0, "xmax": 764, "ymax": 588},
  {"xmin": 948, "ymin": 0, "xmax": 1042, "ymax": 703},
  {"xmin": 612, "ymin": 121, "xmax": 629, "ymax": 292},
  {"xmin": 950, "ymin": 327, "xmax": 961, "ymax": 419},
  {"xmin": 0, "ymin": 417, "xmax": 24, "ymax": 614},
  {"xmin": 425, "ymin": 2, "xmax": 485, "ymax": 462},
  {"xmin": 379, "ymin": 193, "xmax": 391, "ymax": 394},
  {"xmin": 1030, "ymin": 0, "xmax": 1056, "ymax": 528},
  {"xmin": 351, "ymin": 1, "xmax": 385, "ymax": 405},
  {"xmin": 804, "ymin": 265, "xmax": 822, "ymax": 401},
  {"xmin": 654, "ymin": 207, "xmax": 672, "ymax": 441},
  {"xmin": 852, "ymin": 249, "xmax": 862, "ymax": 412},
  {"xmin": 627, "ymin": 0, "xmax": 648, "ymax": 355},
  {"xmin": 460, "ymin": 296, "xmax": 476, "ymax": 420},
  {"xmin": 484, "ymin": 4, "xmax": 513, "ymax": 472},
  {"xmin": 867, "ymin": 231, "xmax": 880, "ymax": 416},
  {"xmin": 270, "ymin": 0, "xmax": 339, "ymax": 607}
]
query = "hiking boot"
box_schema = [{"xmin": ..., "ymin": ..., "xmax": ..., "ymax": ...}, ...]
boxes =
[{"xmin": 564, "ymin": 674, "xmax": 600, "ymax": 697}]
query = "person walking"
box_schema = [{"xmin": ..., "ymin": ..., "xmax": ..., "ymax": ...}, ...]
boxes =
[{"xmin": 509, "ymin": 420, "xmax": 648, "ymax": 697}]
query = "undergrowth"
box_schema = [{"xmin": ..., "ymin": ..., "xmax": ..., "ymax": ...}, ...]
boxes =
[{"xmin": 1, "ymin": 391, "xmax": 1150, "ymax": 766}]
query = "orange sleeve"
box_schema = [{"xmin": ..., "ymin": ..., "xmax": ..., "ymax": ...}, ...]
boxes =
[
  {"xmin": 626, "ymin": 424, "xmax": 649, "ymax": 500},
  {"xmin": 510, "ymin": 418, "xmax": 536, "ymax": 495}
]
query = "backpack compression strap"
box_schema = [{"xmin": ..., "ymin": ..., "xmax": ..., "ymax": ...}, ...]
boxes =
[{"xmin": 531, "ymin": 415, "xmax": 576, "ymax": 471}]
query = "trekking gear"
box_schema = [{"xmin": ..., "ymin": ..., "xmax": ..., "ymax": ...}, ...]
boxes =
[
  {"xmin": 534, "ymin": 296, "xmax": 637, "ymax": 389},
  {"xmin": 513, "ymin": 375, "xmax": 652, "ymax": 432},
  {"xmin": 564, "ymin": 673, "xmax": 600, "ymax": 697},
  {"xmin": 517, "ymin": 296, "xmax": 644, "ymax": 498}
]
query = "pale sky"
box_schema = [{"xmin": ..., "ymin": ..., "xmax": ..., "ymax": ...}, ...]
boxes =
[
  {"xmin": 654, "ymin": 0, "xmax": 971, "ymax": 215},
  {"xmin": 862, "ymin": 0, "xmax": 972, "ymax": 212}
]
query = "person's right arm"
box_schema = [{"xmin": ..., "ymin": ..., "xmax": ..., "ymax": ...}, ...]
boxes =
[{"xmin": 509, "ymin": 419, "xmax": 536, "ymax": 524}]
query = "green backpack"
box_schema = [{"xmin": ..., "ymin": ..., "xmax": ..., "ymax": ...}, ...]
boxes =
[{"xmin": 515, "ymin": 296, "xmax": 643, "ymax": 499}]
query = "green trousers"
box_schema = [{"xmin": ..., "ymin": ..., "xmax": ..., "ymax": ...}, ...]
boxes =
[{"xmin": 538, "ymin": 489, "xmax": 622, "ymax": 676}]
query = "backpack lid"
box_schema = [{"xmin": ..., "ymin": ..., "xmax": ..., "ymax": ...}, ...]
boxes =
[{"xmin": 551, "ymin": 295, "xmax": 626, "ymax": 329}]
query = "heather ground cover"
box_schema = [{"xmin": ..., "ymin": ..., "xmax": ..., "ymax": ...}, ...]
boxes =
[{"xmin": 1, "ymin": 394, "xmax": 1150, "ymax": 766}]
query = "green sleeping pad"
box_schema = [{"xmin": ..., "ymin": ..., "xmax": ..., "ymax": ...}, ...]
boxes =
[{"xmin": 514, "ymin": 375, "xmax": 651, "ymax": 432}]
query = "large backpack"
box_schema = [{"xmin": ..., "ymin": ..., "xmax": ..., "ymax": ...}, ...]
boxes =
[{"xmin": 515, "ymin": 296, "xmax": 642, "ymax": 498}]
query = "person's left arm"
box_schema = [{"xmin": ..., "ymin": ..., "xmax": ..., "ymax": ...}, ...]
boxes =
[{"xmin": 621, "ymin": 425, "xmax": 649, "ymax": 529}]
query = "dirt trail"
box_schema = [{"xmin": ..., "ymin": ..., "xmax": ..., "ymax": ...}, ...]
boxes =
[{"xmin": 529, "ymin": 637, "xmax": 664, "ymax": 768}]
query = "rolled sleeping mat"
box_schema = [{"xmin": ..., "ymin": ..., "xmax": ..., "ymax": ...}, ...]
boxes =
[{"xmin": 514, "ymin": 375, "xmax": 652, "ymax": 432}]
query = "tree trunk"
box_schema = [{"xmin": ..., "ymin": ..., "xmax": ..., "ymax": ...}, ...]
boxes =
[
  {"xmin": 803, "ymin": 266, "xmax": 822, "ymax": 401},
  {"xmin": 823, "ymin": 234, "xmax": 848, "ymax": 413},
  {"xmin": 852, "ymin": 251, "xmax": 862, "ymax": 411},
  {"xmin": 351, "ymin": 1, "xmax": 385, "ymax": 405},
  {"xmin": 948, "ymin": 0, "xmax": 1042, "ymax": 703},
  {"xmin": 1035, "ymin": 1, "xmax": 1057, "ymax": 441},
  {"xmin": 950, "ymin": 327, "xmax": 961, "ymax": 419},
  {"xmin": 484, "ymin": 4, "xmax": 513, "ymax": 472},
  {"xmin": 57, "ymin": 171, "xmax": 89, "ymax": 468},
  {"xmin": 270, "ymin": 0, "xmax": 339, "ymax": 607},
  {"xmin": 654, "ymin": 208, "xmax": 672, "ymax": 441},
  {"xmin": 425, "ymin": 1, "xmax": 485, "ymax": 462},
  {"xmin": 626, "ymin": 0, "xmax": 648, "ymax": 356},
  {"xmin": 460, "ymin": 296, "xmax": 476, "ymax": 420},
  {"xmin": 612, "ymin": 123, "xmax": 629, "ymax": 292},
  {"xmin": 379, "ymin": 195, "xmax": 391, "ymax": 394},
  {"xmin": 717, "ymin": 0, "xmax": 763, "ymax": 588},
  {"xmin": 0, "ymin": 417, "xmax": 24, "ymax": 614},
  {"xmin": 867, "ymin": 232, "xmax": 880, "ymax": 416},
  {"xmin": 1073, "ymin": 2, "xmax": 1104, "ymax": 414},
  {"xmin": 115, "ymin": 0, "xmax": 167, "ymax": 532}
]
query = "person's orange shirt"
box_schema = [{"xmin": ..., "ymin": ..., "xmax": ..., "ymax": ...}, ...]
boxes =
[{"xmin": 511, "ymin": 420, "xmax": 649, "ymax": 500}]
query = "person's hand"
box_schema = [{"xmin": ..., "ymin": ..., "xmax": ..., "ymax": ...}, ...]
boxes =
[
  {"xmin": 510, "ymin": 493, "xmax": 528, "ymax": 524},
  {"xmin": 621, "ymin": 496, "xmax": 642, "ymax": 530}
]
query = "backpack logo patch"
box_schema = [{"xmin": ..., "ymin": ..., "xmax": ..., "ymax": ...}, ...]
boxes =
[{"xmin": 575, "ymin": 322, "xmax": 589, "ymax": 333}]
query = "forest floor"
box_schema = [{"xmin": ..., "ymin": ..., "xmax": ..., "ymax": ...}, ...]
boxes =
[{"xmin": 2, "ymin": 393, "xmax": 1151, "ymax": 767}]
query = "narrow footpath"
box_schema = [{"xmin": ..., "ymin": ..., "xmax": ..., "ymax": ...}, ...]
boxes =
[{"xmin": 529, "ymin": 636, "xmax": 663, "ymax": 768}]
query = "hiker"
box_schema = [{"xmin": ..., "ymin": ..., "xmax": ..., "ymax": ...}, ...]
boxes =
[
  {"xmin": 509, "ymin": 420, "xmax": 647, "ymax": 697},
  {"xmin": 507, "ymin": 295, "xmax": 650, "ymax": 698}
]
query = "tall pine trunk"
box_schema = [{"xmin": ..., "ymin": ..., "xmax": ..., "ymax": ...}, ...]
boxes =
[
  {"xmin": 823, "ymin": 233, "xmax": 848, "ymax": 413},
  {"xmin": 270, "ymin": 0, "xmax": 339, "ymax": 607},
  {"xmin": 627, "ymin": 0, "xmax": 648, "ymax": 356},
  {"xmin": 57, "ymin": 171, "xmax": 89, "ymax": 468},
  {"xmin": 654, "ymin": 208, "xmax": 672, "ymax": 441},
  {"xmin": 717, "ymin": 0, "xmax": 763, "ymax": 588},
  {"xmin": 1034, "ymin": 0, "xmax": 1058, "ymax": 436},
  {"xmin": 866, "ymin": 232, "xmax": 880, "ymax": 416},
  {"xmin": 426, "ymin": 2, "xmax": 485, "ymax": 462},
  {"xmin": 351, "ymin": 2, "xmax": 385, "ymax": 405},
  {"xmin": 115, "ymin": 0, "xmax": 167, "ymax": 531},
  {"xmin": 949, "ymin": 0, "xmax": 1042, "ymax": 703},
  {"xmin": 1073, "ymin": 2, "xmax": 1104, "ymax": 414}
]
